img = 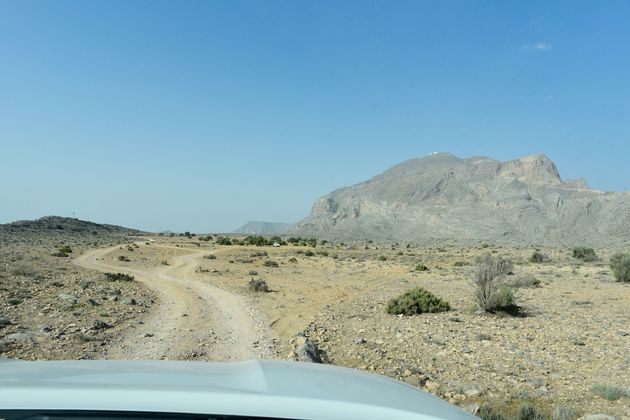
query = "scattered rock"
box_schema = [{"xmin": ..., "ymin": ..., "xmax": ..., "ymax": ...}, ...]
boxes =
[
  {"xmin": 464, "ymin": 388, "xmax": 481, "ymax": 397},
  {"xmin": 582, "ymin": 414, "xmax": 617, "ymax": 420},
  {"xmin": 0, "ymin": 318, "xmax": 13, "ymax": 329},
  {"xmin": 90, "ymin": 320, "xmax": 112, "ymax": 331},
  {"xmin": 85, "ymin": 298, "xmax": 99, "ymax": 306},
  {"xmin": 297, "ymin": 338, "xmax": 323, "ymax": 363},
  {"xmin": 57, "ymin": 293, "xmax": 78, "ymax": 304},
  {"xmin": 463, "ymin": 403, "xmax": 481, "ymax": 415},
  {"xmin": 120, "ymin": 297, "xmax": 136, "ymax": 305}
]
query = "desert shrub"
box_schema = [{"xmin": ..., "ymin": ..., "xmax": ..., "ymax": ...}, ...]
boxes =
[
  {"xmin": 198, "ymin": 235, "xmax": 213, "ymax": 241},
  {"xmin": 160, "ymin": 260, "xmax": 169, "ymax": 265},
  {"xmin": 263, "ymin": 260, "xmax": 278, "ymax": 268},
  {"xmin": 248, "ymin": 270, "xmax": 258, "ymax": 276},
  {"xmin": 453, "ymin": 261, "xmax": 470, "ymax": 267},
  {"xmin": 529, "ymin": 252, "xmax": 549, "ymax": 263},
  {"xmin": 269, "ymin": 236, "xmax": 287, "ymax": 246},
  {"xmin": 491, "ymin": 285, "xmax": 514, "ymax": 308},
  {"xmin": 510, "ymin": 274, "xmax": 541, "ymax": 288},
  {"xmin": 415, "ymin": 263, "xmax": 429, "ymax": 272},
  {"xmin": 472, "ymin": 255, "xmax": 515, "ymax": 312},
  {"xmin": 591, "ymin": 384, "xmax": 627, "ymax": 401},
  {"xmin": 203, "ymin": 254, "xmax": 217, "ymax": 260},
  {"xmin": 572, "ymin": 247, "xmax": 597, "ymax": 262},
  {"xmin": 117, "ymin": 255, "xmax": 130, "ymax": 262},
  {"xmin": 316, "ymin": 250, "xmax": 329, "ymax": 257},
  {"xmin": 104, "ymin": 272, "xmax": 134, "ymax": 282},
  {"xmin": 377, "ymin": 255, "xmax": 387, "ymax": 261},
  {"xmin": 59, "ymin": 245, "xmax": 73, "ymax": 254},
  {"xmin": 244, "ymin": 235, "xmax": 268, "ymax": 246},
  {"xmin": 248, "ymin": 278, "xmax": 269, "ymax": 292},
  {"xmin": 479, "ymin": 399, "xmax": 557, "ymax": 420},
  {"xmin": 215, "ymin": 237, "xmax": 232, "ymax": 245},
  {"xmin": 288, "ymin": 257, "xmax": 298, "ymax": 263},
  {"xmin": 610, "ymin": 252, "xmax": 630, "ymax": 282},
  {"xmin": 304, "ymin": 250, "xmax": 314, "ymax": 257},
  {"xmin": 386, "ymin": 288, "xmax": 449, "ymax": 315},
  {"xmin": 52, "ymin": 245, "xmax": 73, "ymax": 257},
  {"xmin": 11, "ymin": 264, "xmax": 35, "ymax": 277}
]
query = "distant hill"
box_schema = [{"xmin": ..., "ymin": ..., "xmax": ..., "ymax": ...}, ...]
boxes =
[
  {"xmin": 292, "ymin": 153, "xmax": 630, "ymax": 245},
  {"xmin": 233, "ymin": 221, "xmax": 294, "ymax": 235},
  {"xmin": 0, "ymin": 216, "xmax": 142, "ymax": 235}
]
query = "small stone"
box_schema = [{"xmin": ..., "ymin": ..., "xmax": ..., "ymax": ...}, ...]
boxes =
[
  {"xmin": 85, "ymin": 298, "xmax": 99, "ymax": 306},
  {"xmin": 425, "ymin": 381, "xmax": 440, "ymax": 392},
  {"xmin": 464, "ymin": 388, "xmax": 481, "ymax": 397},
  {"xmin": 57, "ymin": 293, "xmax": 78, "ymax": 304},
  {"xmin": 120, "ymin": 297, "xmax": 136, "ymax": 305},
  {"xmin": 464, "ymin": 403, "xmax": 481, "ymax": 415},
  {"xmin": 582, "ymin": 414, "xmax": 616, "ymax": 420},
  {"xmin": 91, "ymin": 320, "xmax": 112, "ymax": 331},
  {"xmin": 355, "ymin": 337, "xmax": 366, "ymax": 344}
]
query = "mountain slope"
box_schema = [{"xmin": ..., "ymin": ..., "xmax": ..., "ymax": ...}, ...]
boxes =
[{"xmin": 292, "ymin": 153, "xmax": 630, "ymax": 244}]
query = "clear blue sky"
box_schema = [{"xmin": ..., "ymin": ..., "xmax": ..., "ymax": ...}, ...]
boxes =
[{"xmin": 1, "ymin": 1, "xmax": 629, "ymax": 232}]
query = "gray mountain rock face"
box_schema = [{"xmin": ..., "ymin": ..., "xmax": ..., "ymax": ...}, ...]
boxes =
[{"xmin": 292, "ymin": 153, "xmax": 630, "ymax": 244}]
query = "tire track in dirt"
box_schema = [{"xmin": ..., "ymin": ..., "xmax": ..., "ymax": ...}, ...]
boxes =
[{"xmin": 74, "ymin": 243, "xmax": 275, "ymax": 360}]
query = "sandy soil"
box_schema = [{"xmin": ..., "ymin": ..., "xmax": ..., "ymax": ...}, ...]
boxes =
[
  {"xmin": 3, "ymin": 232, "xmax": 630, "ymax": 418},
  {"xmin": 73, "ymin": 241, "xmax": 274, "ymax": 360}
]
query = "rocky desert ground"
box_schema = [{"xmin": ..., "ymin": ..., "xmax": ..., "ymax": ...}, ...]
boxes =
[{"xmin": 1, "ymin": 219, "xmax": 629, "ymax": 419}]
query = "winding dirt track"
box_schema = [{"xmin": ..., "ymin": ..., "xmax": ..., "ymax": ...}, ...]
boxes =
[{"xmin": 73, "ymin": 242, "xmax": 275, "ymax": 361}]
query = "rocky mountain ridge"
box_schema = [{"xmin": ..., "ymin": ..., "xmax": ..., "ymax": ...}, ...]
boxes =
[{"xmin": 292, "ymin": 153, "xmax": 630, "ymax": 244}]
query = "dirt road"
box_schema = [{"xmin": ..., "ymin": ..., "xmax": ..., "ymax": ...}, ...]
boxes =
[{"xmin": 73, "ymin": 243, "xmax": 275, "ymax": 360}]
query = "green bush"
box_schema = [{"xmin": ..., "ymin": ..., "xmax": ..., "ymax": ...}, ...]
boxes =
[
  {"xmin": 52, "ymin": 245, "xmax": 73, "ymax": 257},
  {"xmin": 415, "ymin": 263, "xmax": 429, "ymax": 272},
  {"xmin": 490, "ymin": 285, "xmax": 514, "ymax": 308},
  {"xmin": 215, "ymin": 236, "xmax": 232, "ymax": 245},
  {"xmin": 104, "ymin": 272, "xmax": 134, "ymax": 282},
  {"xmin": 572, "ymin": 247, "xmax": 597, "ymax": 262},
  {"xmin": 610, "ymin": 252, "xmax": 630, "ymax": 282},
  {"xmin": 386, "ymin": 288, "xmax": 450, "ymax": 315},
  {"xmin": 591, "ymin": 384, "xmax": 627, "ymax": 401}
]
